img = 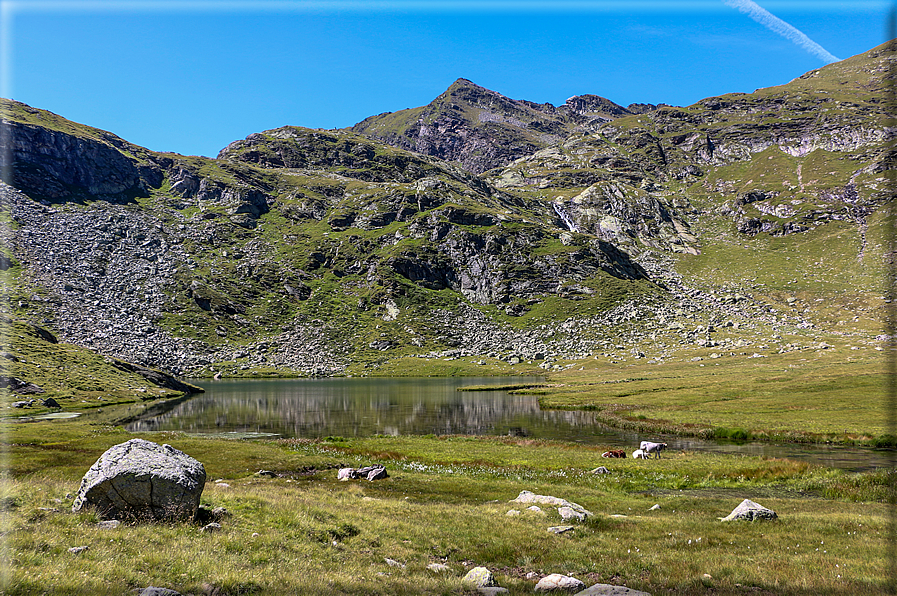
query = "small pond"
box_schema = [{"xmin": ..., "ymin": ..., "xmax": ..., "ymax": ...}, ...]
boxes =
[{"xmin": 125, "ymin": 377, "xmax": 893, "ymax": 472}]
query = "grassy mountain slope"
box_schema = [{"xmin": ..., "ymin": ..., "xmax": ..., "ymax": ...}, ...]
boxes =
[{"xmin": 0, "ymin": 40, "xmax": 891, "ymax": 389}]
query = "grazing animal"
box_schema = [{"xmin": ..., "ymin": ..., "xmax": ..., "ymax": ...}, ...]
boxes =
[
  {"xmin": 640, "ymin": 441, "xmax": 668, "ymax": 459},
  {"xmin": 602, "ymin": 449, "xmax": 626, "ymax": 458},
  {"xmin": 632, "ymin": 449, "xmax": 647, "ymax": 459}
]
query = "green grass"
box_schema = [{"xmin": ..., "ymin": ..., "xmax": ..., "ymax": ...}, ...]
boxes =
[
  {"xmin": 3, "ymin": 421, "xmax": 893, "ymax": 595},
  {"xmin": 0, "ymin": 320, "xmax": 189, "ymax": 415},
  {"xmin": 533, "ymin": 344, "xmax": 888, "ymax": 444}
]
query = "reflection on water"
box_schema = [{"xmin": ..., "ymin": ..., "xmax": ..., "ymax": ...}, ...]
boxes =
[
  {"xmin": 127, "ymin": 377, "xmax": 601, "ymax": 440},
  {"xmin": 126, "ymin": 377, "xmax": 892, "ymax": 472}
]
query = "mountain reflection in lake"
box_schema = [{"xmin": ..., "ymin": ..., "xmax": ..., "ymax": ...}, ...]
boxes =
[
  {"xmin": 127, "ymin": 377, "xmax": 601, "ymax": 441},
  {"xmin": 127, "ymin": 377, "xmax": 891, "ymax": 472}
]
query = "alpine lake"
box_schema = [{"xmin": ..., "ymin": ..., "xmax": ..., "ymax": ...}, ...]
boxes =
[{"xmin": 121, "ymin": 376, "xmax": 890, "ymax": 473}]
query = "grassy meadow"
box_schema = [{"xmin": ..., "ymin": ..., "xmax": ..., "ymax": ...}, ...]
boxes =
[
  {"xmin": 528, "ymin": 343, "xmax": 889, "ymax": 445},
  {"xmin": 2, "ymin": 414, "xmax": 894, "ymax": 595}
]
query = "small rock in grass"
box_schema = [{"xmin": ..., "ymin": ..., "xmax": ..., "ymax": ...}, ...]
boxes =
[
  {"xmin": 97, "ymin": 520, "xmax": 121, "ymax": 529},
  {"xmin": 68, "ymin": 546, "xmax": 89, "ymax": 554},
  {"xmin": 547, "ymin": 525, "xmax": 575, "ymax": 534},
  {"xmin": 719, "ymin": 499, "xmax": 777, "ymax": 522},
  {"xmin": 366, "ymin": 467, "xmax": 388, "ymax": 481},
  {"xmin": 649, "ymin": 504, "xmax": 660, "ymax": 511},
  {"xmin": 527, "ymin": 506, "xmax": 544, "ymax": 514},
  {"xmin": 506, "ymin": 509, "xmax": 521, "ymax": 516},
  {"xmin": 385, "ymin": 558, "xmax": 405, "ymax": 568},
  {"xmin": 590, "ymin": 466, "xmax": 610, "ymax": 474},
  {"xmin": 535, "ymin": 573, "xmax": 585, "ymax": 592},
  {"xmin": 200, "ymin": 522, "xmax": 222, "ymax": 533},
  {"xmin": 427, "ymin": 563, "xmax": 450, "ymax": 573},
  {"xmin": 573, "ymin": 584, "xmax": 652, "ymax": 595},
  {"xmin": 255, "ymin": 470, "xmax": 276, "ymax": 477},
  {"xmin": 337, "ymin": 468, "xmax": 358, "ymax": 481},
  {"xmin": 558, "ymin": 506, "xmax": 588, "ymax": 522},
  {"xmin": 138, "ymin": 588, "xmax": 183, "ymax": 596},
  {"xmin": 462, "ymin": 566, "xmax": 497, "ymax": 589}
]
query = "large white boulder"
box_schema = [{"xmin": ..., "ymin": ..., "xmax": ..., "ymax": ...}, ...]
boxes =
[{"xmin": 72, "ymin": 439, "xmax": 206, "ymax": 521}]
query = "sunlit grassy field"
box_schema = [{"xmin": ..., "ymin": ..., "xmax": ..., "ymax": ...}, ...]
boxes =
[
  {"xmin": 531, "ymin": 343, "xmax": 889, "ymax": 444},
  {"xmin": 2, "ymin": 421, "xmax": 893, "ymax": 595}
]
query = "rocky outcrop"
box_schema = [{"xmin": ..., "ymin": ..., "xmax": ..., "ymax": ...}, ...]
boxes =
[
  {"xmin": 72, "ymin": 439, "xmax": 206, "ymax": 521},
  {"xmin": 106, "ymin": 359, "xmax": 203, "ymax": 395},
  {"xmin": 720, "ymin": 499, "xmax": 778, "ymax": 522},
  {"xmin": 535, "ymin": 574, "xmax": 586, "ymax": 593},
  {"xmin": 0, "ymin": 99, "xmax": 163, "ymax": 201},
  {"xmin": 351, "ymin": 79, "xmax": 630, "ymax": 174}
]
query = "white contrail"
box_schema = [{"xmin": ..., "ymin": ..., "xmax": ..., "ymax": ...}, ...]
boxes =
[{"xmin": 723, "ymin": 0, "xmax": 841, "ymax": 64}]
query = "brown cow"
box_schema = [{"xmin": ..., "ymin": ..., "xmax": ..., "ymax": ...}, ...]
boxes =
[{"xmin": 602, "ymin": 449, "xmax": 626, "ymax": 458}]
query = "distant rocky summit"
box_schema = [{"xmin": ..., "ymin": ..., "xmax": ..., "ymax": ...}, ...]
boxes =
[{"xmin": 350, "ymin": 78, "xmax": 639, "ymax": 174}]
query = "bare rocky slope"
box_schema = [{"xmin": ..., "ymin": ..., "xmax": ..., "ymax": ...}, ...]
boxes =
[{"xmin": 0, "ymin": 40, "xmax": 892, "ymax": 379}]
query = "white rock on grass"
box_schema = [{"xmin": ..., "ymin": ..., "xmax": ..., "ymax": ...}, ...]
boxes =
[
  {"xmin": 558, "ymin": 506, "xmax": 589, "ymax": 522},
  {"xmin": 427, "ymin": 563, "xmax": 450, "ymax": 573},
  {"xmin": 511, "ymin": 490, "xmax": 591, "ymax": 517},
  {"xmin": 573, "ymin": 584, "xmax": 652, "ymax": 595},
  {"xmin": 535, "ymin": 574, "xmax": 585, "ymax": 592},
  {"xmin": 462, "ymin": 567, "xmax": 498, "ymax": 589},
  {"xmin": 72, "ymin": 439, "xmax": 205, "ymax": 521},
  {"xmin": 719, "ymin": 499, "xmax": 777, "ymax": 522}
]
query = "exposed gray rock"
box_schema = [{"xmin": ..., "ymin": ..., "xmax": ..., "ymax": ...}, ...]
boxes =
[
  {"xmin": 590, "ymin": 466, "xmax": 611, "ymax": 474},
  {"xmin": 573, "ymin": 584, "xmax": 652, "ymax": 596},
  {"xmin": 337, "ymin": 467, "xmax": 358, "ymax": 481},
  {"xmin": 1, "ymin": 377, "xmax": 44, "ymax": 394},
  {"xmin": 366, "ymin": 467, "xmax": 388, "ymax": 481},
  {"xmin": 427, "ymin": 563, "xmax": 451, "ymax": 573},
  {"xmin": 339, "ymin": 465, "xmax": 388, "ymax": 481},
  {"xmin": 558, "ymin": 506, "xmax": 589, "ymax": 522},
  {"xmin": 200, "ymin": 522, "xmax": 222, "ymax": 533},
  {"xmin": 42, "ymin": 397, "xmax": 61, "ymax": 408},
  {"xmin": 72, "ymin": 439, "xmax": 206, "ymax": 521},
  {"xmin": 535, "ymin": 574, "xmax": 585, "ymax": 592},
  {"xmin": 68, "ymin": 546, "xmax": 89, "ymax": 554},
  {"xmin": 137, "ymin": 587, "xmax": 183, "ymax": 596},
  {"xmin": 462, "ymin": 566, "xmax": 498, "ymax": 589},
  {"xmin": 511, "ymin": 490, "xmax": 591, "ymax": 517},
  {"xmin": 547, "ymin": 525, "xmax": 575, "ymax": 534},
  {"xmin": 96, "ymin": 520, "xmax": 121, "ymax": 529},
  {"xmin": 720, "ymin": 499, "xmax": 777, "ymax": 522}
]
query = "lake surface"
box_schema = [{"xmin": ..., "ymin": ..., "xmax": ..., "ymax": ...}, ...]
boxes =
[{"xmin": 126, "ymin": 377, "xmax": 893, "ymax": 472}]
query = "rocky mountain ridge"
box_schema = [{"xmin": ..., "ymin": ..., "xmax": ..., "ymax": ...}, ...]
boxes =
[
  {"xmin": 0, "ymin": 40, "xmax": 891, "ymax": 379},
  {"xmin": 350, "ymin": 78, "xmax": 653, "ymax": 174}
]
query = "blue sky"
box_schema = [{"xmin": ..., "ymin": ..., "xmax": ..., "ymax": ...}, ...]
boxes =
[{"xmin": 2, "ymin": 0, "xmax": 891, "ymax": 158}]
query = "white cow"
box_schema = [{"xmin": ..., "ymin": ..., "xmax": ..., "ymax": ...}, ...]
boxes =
[
  {"xmin": 639, "ymin": 441, "xmax": 668, "ymax": 459},
  {"xmin": 632, "ymin": 449, "xmax": 648, "ymax": 459}
]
